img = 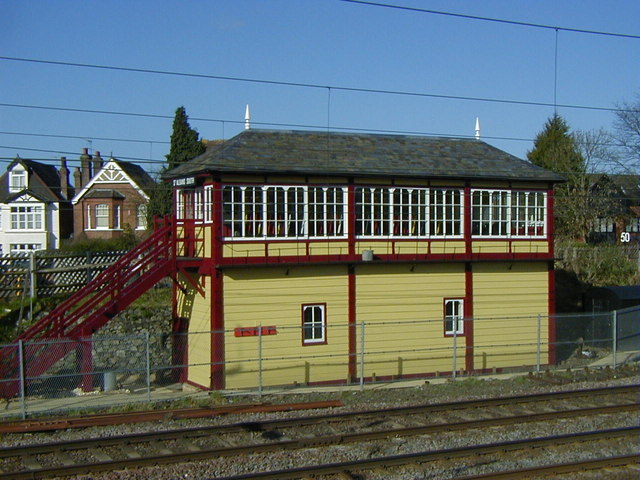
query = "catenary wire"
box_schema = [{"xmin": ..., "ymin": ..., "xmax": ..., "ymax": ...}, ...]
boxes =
[
  {"xmin": 0, "ymin": 57, "xmax": 635, "ymax": 114},
  {"xmin": 340, "ymin": 0, "xmax": 640, "ymax": 39}
]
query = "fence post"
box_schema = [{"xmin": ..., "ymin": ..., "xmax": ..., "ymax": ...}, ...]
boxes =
[
  {"xmin": 452, "ymin": 327, "xmax": 457, "ymax": 379},
  {"xmin": 612, "ymin": 310, "xmax": 618, "ymax": 369},
  {"xmin": 359, "ymin": 321, "xmax": 365, "ymax": 391},
  {"xmin": 536, "ymin": 314, "xmax": 541, "ymax": 373},
  {"xmin": 29, "ymin": 251, "xmax": 36, "ymax": 319},
  {"xmin": 18, "ymin": 340, "xmax": 26, "ymax": 419},
  {"xmin": 145, "ymin": 331, "xmax": 151, "ymax": 402},
  {"xmin": 258, "ymin": 326, "xmax": 263, "ymax": 397}
]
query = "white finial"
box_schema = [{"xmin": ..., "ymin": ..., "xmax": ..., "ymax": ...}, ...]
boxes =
[
  {"xmin": 474, "ymin": 117, "xmax": 480, "ymax": 140},
  {"xmin": 244, "ymin": 104, "xmax": 251, "ymax": 130}
]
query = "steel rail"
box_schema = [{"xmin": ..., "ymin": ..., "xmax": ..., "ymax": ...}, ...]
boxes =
[
  {"xmin": 5, "ymin": 381, "xmax": 632, "ymax": 434},
  {"xmin": 451, "ymin": 454, "xmax": 639, "ymax": 479},
  {"xmin": 1, "ymin": 402, "xmax": 637, "ymax": 479},
  {"xmin": 1, "ymin": 385, "xmax": 636, "ymax": 458},
  {"xmin": 136, "ymin": 428, "xmax": 640, "ymax": 480},
  {"xmin": 0, "ymin": 400, "xmax": 343, "ymax": 433}
]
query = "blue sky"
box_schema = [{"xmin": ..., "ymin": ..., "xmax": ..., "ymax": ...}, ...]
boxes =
[{"xmin": 1, "ymin": 0, "xmax": 638, "ymax": 177}]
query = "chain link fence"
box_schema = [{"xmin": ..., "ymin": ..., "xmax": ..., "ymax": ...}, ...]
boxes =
[{"xmin": 1, "ymin": 307, "xmax": 638, "ymax": 419}]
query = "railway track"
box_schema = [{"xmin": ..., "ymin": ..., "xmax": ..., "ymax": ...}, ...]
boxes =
[
  {"xmin": 0, "ymin": 400, "xmax": 343, "ymax": 433},
  {"xmin": 0, "ymin": 384, "xmax": 637, "ymax": 479}
]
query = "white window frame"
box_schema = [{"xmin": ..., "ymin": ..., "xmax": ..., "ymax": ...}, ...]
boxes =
[
  {"xmin": 9, "ymin": 169, "xmax": 26, "ymax": 193},
  {"xmin": 136, "ymin": 204, "xmax": 147, "ymax": 230},
  {"xmin": 10, "ymin": 243, "xmax": 41, "ymax": 254},
  {"xmin": 624, "ymin": 218, "xmax": 640, "ymax": 233},
  {"xmin": 429, "ymin": 189, "xmax": 463, "ymax": 238},
  {"xmin": 302, "ymin": 304, "xmax": 326, "ymax": 345},
  {"xmin": 444, "ymin": 298, "xmax": 464, "ymax": 336},
  {"xmin": 472, "ymin": 189, "xmax": 547, "ymax": 238},
  {"xmin": 203, "ymin": 185, "xmax": 213, "ymax": 223},
  {"xmin": 113, "ymin": 205, "xmax": 121, "ymax": 230},
  {"xmin": 10, "ymin": 206, "xmax": 43, "ymax": 230},
  {"xmin": 95, "ymin": 204, "xmax": 109, "ymax": 229},
  {"xmin": 222, "ymin": 185, "xmax": 347, "ymax": 240}
]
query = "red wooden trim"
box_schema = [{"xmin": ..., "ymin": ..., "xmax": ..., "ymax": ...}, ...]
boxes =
[
  {"xmin": 464, "ymin": 263, "xmax": 474, "ymax": 372},
  {"xmin": 348, "ymin": 184, "xmax": 356, "ymax": 257},
  {"xmin": 211, "ymin": 268, "xmax": 225, "ymax": 389},
  {"xmin": 464, "ymin": 185, "xmax": 472, "ymax": 255},
  {"xmin": 547, "ymin": 186, "xmax": 555, "ymax": 256},
  {"xmin": 216, "ymin": 251, "xmax": 554, "ymax": 267},
  {"xmin": 348, "ymin": 265, "xmax": 356, "ymax": 382},
  {"xmin": 301, "ymin": 303, "xmax": 328, "ymax": 346}
]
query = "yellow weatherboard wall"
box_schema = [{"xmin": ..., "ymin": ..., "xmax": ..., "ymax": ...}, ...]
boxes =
[
  {"xmin": 430, "ymin": 241, "xmax": 465, "ymax": 254},
  {"xmin": 472, "ymin": 262, "xmax": 549, "ymax": 369},
  {"xmin": 176, "ymin": 273, "xmax": 212, "ymax": 389},
  {"xmin": 472, "ymin": 241, "xmax": 510, "ymax": 254},
  {"xmin": 223, "ymin": 266, "xmax": 349, "ymax": 389},
  {"xmin": 356, "ymin": 263, "xmax": 466, "ymax": 378},
  {"xmin": 223, "ymin": 243, "xmax": 265, "ymax": 258}
]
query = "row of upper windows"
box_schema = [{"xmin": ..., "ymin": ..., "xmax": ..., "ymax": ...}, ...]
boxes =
[
  {"xmin": 0, "ymin": 206, "xmax": 44, "ymax": 231},
  {"xmin": 175, "ymin": 185, "xmax": 548, "ymax": 239}
]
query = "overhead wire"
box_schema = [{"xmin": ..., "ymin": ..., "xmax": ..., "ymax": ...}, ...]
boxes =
[
  {"xmin": 0, "ymin": 58, "xmax": 635, "ymax": 114},
  {"xmin": 339, "ymin": 0, "xmax": 640, "ymax": 39}
]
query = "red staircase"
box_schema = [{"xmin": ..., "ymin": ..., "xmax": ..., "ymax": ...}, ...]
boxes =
[{"xmin": 1, "ymin": 221, "xmax": 176, "ymax": 398}]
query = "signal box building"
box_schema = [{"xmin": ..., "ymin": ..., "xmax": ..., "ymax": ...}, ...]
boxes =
[{"xmin": 164, "ymin": 129, "xmax": 564, "ymax": 390}]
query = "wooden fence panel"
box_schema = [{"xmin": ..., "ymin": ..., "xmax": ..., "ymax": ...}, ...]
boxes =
[{"xmin": 0, "ymin": 251, "xmax": 126, "ymax": 299}]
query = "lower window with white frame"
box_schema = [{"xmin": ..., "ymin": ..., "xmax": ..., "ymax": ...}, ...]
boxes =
[
  {"xmin": 444, "ymin": 298, "xmax": 464, "ymax": 336},
  {"xmin": 302, "ymin": 304, "xmax": 327, "ymax": 345}
]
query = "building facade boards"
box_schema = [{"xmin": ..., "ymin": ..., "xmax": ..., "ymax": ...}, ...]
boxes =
[
  {"xmin": 0, "ymin": 157, "xmax": 74, "ymax": 254},
  {"xmin": 72, "ymin": 150, "xmax": 155, "ymax": 240},
  {"xmin": 163, "ymin": 129, "xmax": 565, "ymax": 391}
]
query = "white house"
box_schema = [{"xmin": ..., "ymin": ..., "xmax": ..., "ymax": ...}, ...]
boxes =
[{"xmin": 0, "ymin": 157, "xmax": 73, "ymax": 254}]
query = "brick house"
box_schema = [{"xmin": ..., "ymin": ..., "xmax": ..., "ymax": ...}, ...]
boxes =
[{"xmin": 72, "ymin": 149, "xmax": 156, "ymax": 240}]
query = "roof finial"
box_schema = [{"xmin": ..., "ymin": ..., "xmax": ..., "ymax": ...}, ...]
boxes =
[
  {"xmin": 474, "ymin": 117, "xmax": 480, "ymax": 140},
  {"xmin": 244, "ymin": 104, "xmax": 251, "ymax": 130}
]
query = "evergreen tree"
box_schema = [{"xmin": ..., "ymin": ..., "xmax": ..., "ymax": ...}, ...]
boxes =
[
  {"xmin": 166, "ymin": 106, "xmax": 206, "ymax": 170},
  {"xmin": 527, "ymin": 114, "xmax": 585, "ymax": 175},
  {"xmin": 528, "ymin": 115, "xmax": 587, "ymax": 242},
  {"xmin": 146, "ymin": 106, "xmax": 206, "ymax": 224}
]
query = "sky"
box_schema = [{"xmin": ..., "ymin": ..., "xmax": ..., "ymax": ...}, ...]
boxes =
[{"xmin": 1, "ymin": 0, "xmax": 638, "ymax": 178}]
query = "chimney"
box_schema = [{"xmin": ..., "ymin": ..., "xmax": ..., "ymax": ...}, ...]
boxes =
[
  {"xmin": 80, "ymin": 147, "xmax": 92, "ymax": 187},
  {"xmin": 73, "ymin": 167, "xmax": 82, "ymax": 190},
  {"xmin": 59, "ymin": 157, "xmax": 70, "ymax": 200},
  {"xmin": 92, "ymin": 151, "xmax": 103, "ymax": 175}
]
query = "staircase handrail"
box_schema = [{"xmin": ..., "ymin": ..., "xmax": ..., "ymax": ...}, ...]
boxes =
[{"xmin": 15, "ymin": 224, "xmax": 173, "ymax": 342}]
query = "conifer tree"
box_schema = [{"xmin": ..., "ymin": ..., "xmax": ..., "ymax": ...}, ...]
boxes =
[
  {"xmin": 146, "ymin": 106, "xmax": 206, "ymax": 224},
  {"xmin": 527, "ymin": 114, "xmax": 585, "ymax": 175},
  {"xmin": 166, "ymin": 106, "xmax": 206, "ymax": 170}
]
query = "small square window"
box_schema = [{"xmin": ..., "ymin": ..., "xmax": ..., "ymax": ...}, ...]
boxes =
[
  {"xmin": 444, "ymin": 299, "xmax": 464, "ymax": 336},
  {"xmin": 302, "ymin": 304, "xmax": 326, "ymax": 345}
]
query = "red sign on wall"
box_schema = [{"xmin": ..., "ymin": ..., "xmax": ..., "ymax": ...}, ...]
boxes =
[{"xmin": 234, "ymin": 326, "xmax": 277, "ymax": 337}]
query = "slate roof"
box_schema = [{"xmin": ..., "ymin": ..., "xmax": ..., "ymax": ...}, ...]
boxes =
[
  {"xmin": 0, "ymin": 158, "xmax": 66, "ymax": 203},
  {"xmin": 114, "ymin": 160, "xmax": 156, "ymax": 196},
  {"xmin": 163, "ymin": 129, "xmax": 565, "ymax": 183},
  {"xmin": 85, "ymin": 188, "xmax": 126, "ymax": 199}
]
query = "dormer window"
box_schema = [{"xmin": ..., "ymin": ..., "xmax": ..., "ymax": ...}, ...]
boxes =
[{"xmin": 9, "ymin": 169, "xmax": 26, "ymax": 193}]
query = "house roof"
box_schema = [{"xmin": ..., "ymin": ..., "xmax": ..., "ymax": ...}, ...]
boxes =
[
  {"xmin": 114, "ymin": 160, "xmax": 156, "ymax": 196},
  {"xmin": 72, "ymin": 158, "xmax": 156, "ymax": 204},
  {"xmin": 85, "ymin": 188, "xmax": 126, "ymax": 199},
  {"xmin": 0, "ymin": 158, "xmax": 65, "ymax": 203},
  {"xmin": 163, "ymin": 129, "xmax": 565, "ymax": 183}
]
